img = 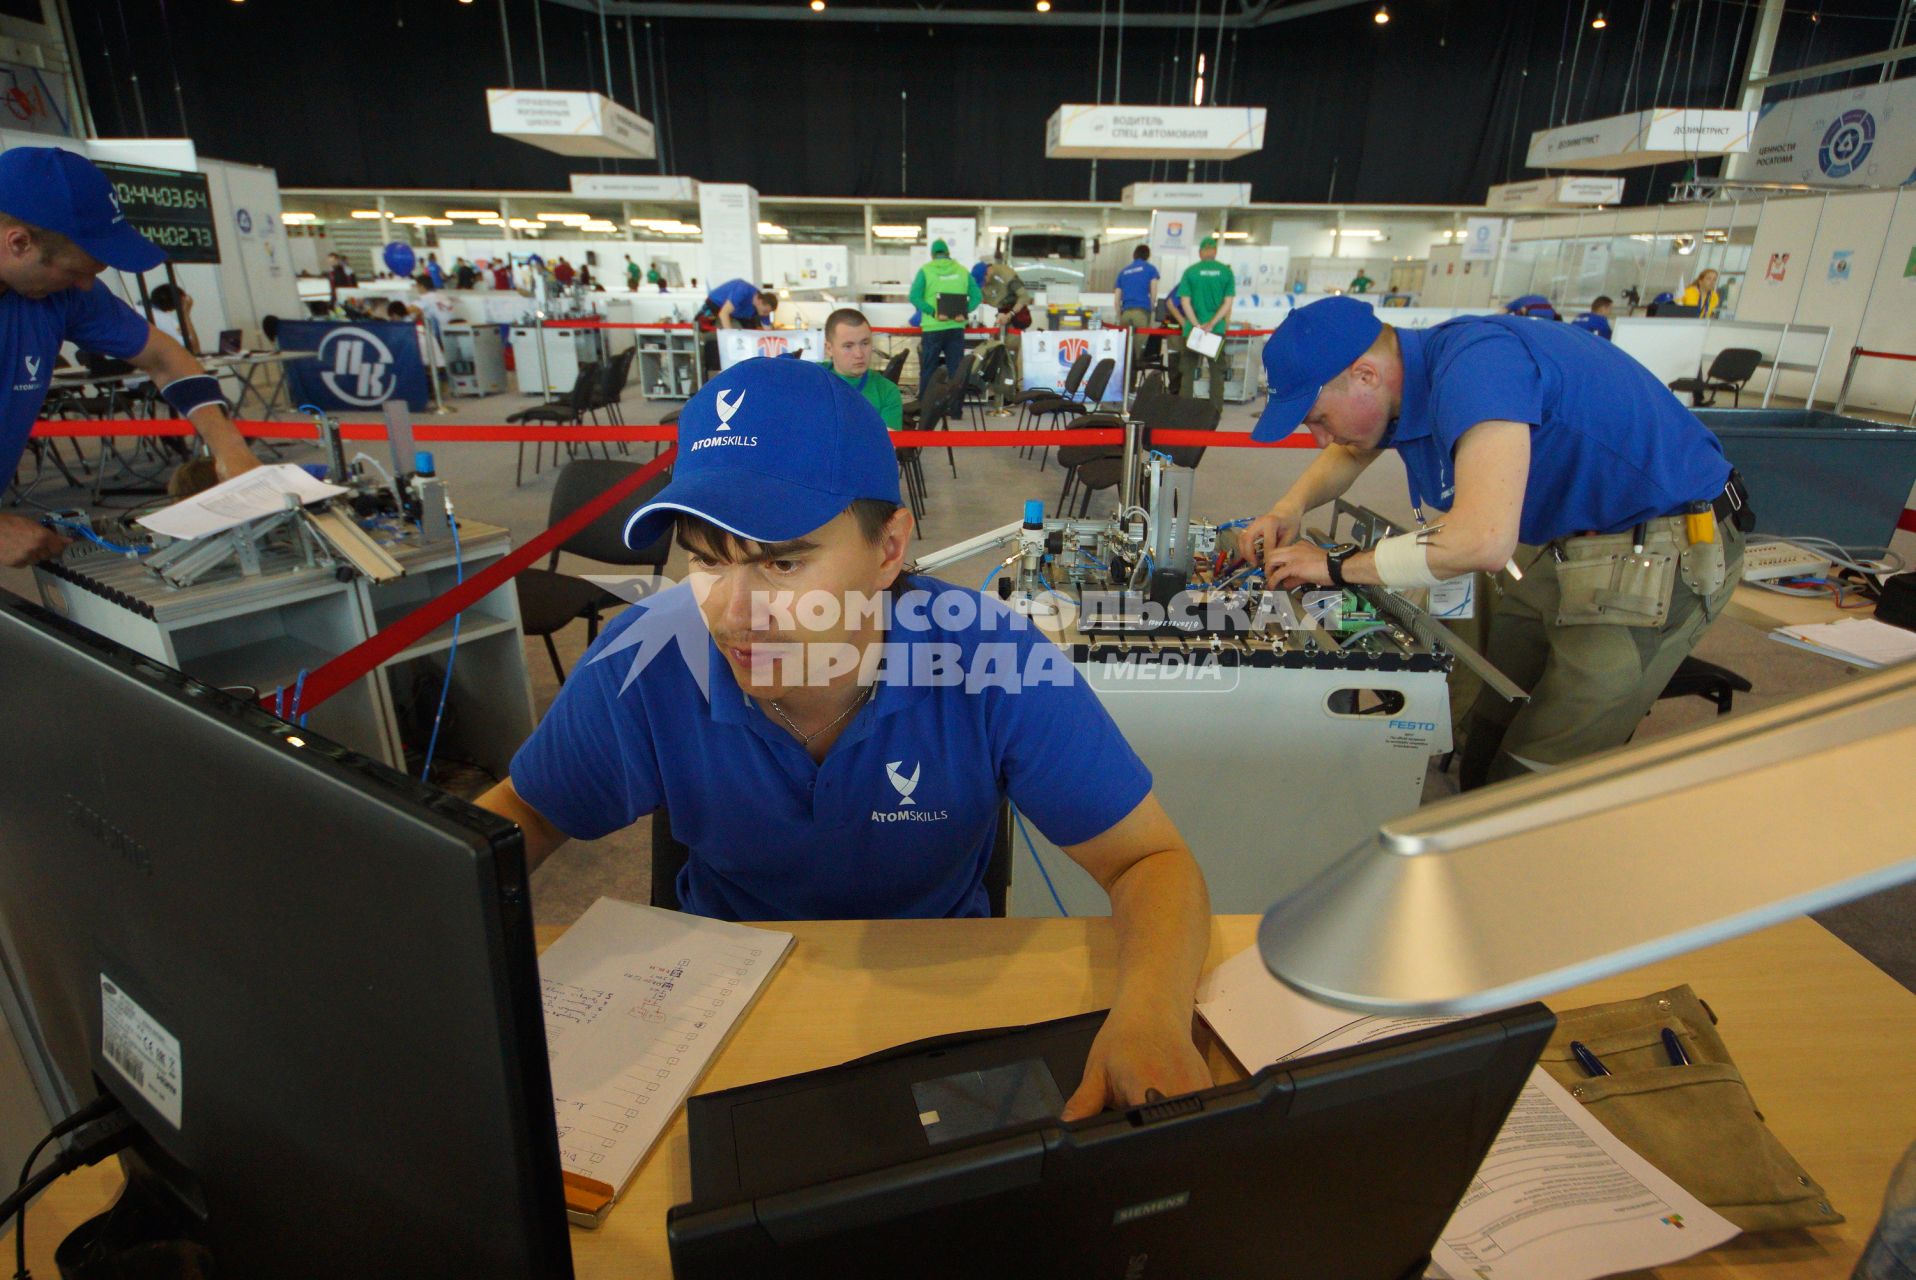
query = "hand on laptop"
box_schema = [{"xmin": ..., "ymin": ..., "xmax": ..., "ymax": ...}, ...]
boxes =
[{"xmin": 1061, "ymin": 1005, "xmax": 1212, "ymax": 1120}]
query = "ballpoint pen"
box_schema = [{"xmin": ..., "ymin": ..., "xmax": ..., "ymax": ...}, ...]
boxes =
[
  {"xmin": 1570, "ymin": 1040, "xmax": 1610, "ymax": 1077},
  {"xmin": 1661, "ymin": 1027, "xmax": 1692, "ymax": 1067}
]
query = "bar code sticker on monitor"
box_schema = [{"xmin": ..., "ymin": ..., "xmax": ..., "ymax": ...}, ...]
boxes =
[{"xmin": 100, "ymin": 974, "xmax": 183, "ymax": 1128}]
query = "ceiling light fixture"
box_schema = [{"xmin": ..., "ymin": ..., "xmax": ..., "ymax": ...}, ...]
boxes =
[
  {"xmin": 872, "ymin": 224, "xmax": 924, "ymax": 239},
  {"xmin": 1036, "ymin": 0, "xmax": 1051, "ymax": 11},
  {"xmin": 349, "ymin": 210, "xmax": 384, "ymax": 219},
  {"xmin": 810, "ymin": 0, "xmax": 824, "ymax": 9},
  {"xmin": 1374, "ymin": 5, "xmax": 1389, "ymax": 23},
  {"xmin": 1592, "ymin": 11, "xmax": 1607, "ymax": 28},
  {"xmin": 443, "ymin": 210, "xmax": 499, "ymax": 219}
]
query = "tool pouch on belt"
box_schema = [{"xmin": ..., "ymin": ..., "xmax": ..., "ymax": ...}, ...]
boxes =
[
  {"xmin": 1679, "ymin": 534, "xmax": 1730, "ymax": 608},
  {"xmin": 1540, "ymin": 984, "xmax": 1843, "ymax": 1232},
  {"xmin": 1552, "ymin": 526, "xmax": 1682, "ymax": 627}
]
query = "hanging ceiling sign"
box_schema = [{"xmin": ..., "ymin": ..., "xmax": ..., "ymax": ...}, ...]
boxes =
[
  {"xmin": 1045, "ymin": 105, "xmax": 1266, "ymax": 161},
  {"xmin": 569, "ymin": 174, "xmax": 698, "ymax": 201},
  {"xmin": 487, "ymin": 89, "xmax": 655, "ymax": 159},
  {"xmin": 1485, "ymin": 176, "xmax": 1626, "ymax": 210},
  {"xmin": 1527, "ymin": 109, "xmax": 1757, "ymax": 171},
  {"xmin": 1122, "ymin": 182, "xmax": 1252, "ymax": 208}
]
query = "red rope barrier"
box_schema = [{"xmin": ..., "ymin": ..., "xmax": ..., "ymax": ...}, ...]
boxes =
[
  {"xmin": 1853, "ymin": 348, "xmax": 1916, "ymax": 364},
  {"xmin": 32, "ymin": 419, "xmax": 1315, "ymax": 448},
  {"xmin": 277, "ymin": 448, "xmax": 677, "ymax": 715}
]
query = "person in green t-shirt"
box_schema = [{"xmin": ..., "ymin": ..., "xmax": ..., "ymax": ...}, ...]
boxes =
[
  {"xmin": 647, "ymin": 262, "xmax": 666, "ymax": 293},
  {"xmin": 625, "ymin": 255, "xmax": 642, "ymax": 291},
  {"xmin": 909, "ymin": 238, "xmax": 982, "ymax": 386},
  {"xmin": 822, "ymin": 307, "xmax": 903, "ymax": 430},
  {"xmin": 1176, "ymin": 237, "xmax": 1236, "ymax": 410},
  {"xmin": 1348, "ymin": 271, "xmax": 1373, "ymax": 294}
]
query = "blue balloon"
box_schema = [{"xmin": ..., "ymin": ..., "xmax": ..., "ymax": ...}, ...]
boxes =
[{"xmin": 383, "ymin": 241, "xmax": 417, "ymax": 277}]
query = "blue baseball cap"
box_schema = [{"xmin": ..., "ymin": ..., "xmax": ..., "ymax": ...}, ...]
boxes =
[
  {"xmin": 623, "ymin": 358, "xmax": 902, "ymax": 549},
  {"xmin": 0, "ymin": 147, "xmax": 164, "ymax": 272},
  {"xmin": 1250, "ymin": 296, "xmax": 1384, "ymax": 442}
]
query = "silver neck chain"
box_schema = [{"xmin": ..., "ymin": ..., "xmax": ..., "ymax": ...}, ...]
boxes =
[{"xmin": 768, "ymin": 684, "xmax": 874, "ymax": 746}]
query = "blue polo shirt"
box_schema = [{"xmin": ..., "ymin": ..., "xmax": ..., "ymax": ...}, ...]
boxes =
[
  {"xmin": 1390, "ymin": 316, "xmax": 1730, "ymax": 545},
  {"xmin": 510, "ymin": 578, "xmax": 1153, "ymax": 922},
  {"xmin": 705, "ymin": 278, "xmax": 759, "ymax": 319},
  {"xmin": 1570, "ymin": 311, "xmax": 1613, "ymax": 341},
  {"xmin": 0, "ymin": 284, "xmax": 149, "ymax": 483},
  {"xmin": 1115, "ymin": 260, "xmax": 1160, "ymax": 311}
]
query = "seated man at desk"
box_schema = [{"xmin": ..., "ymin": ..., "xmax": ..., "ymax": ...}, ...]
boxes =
[{"xmin": 478, "ymin": 358, "xmax": 1213, "ymax": 1118}]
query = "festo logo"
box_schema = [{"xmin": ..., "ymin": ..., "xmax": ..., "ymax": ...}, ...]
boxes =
[
  {"xmin": 871, "ymin": 759, "xmax": 948, "ymax": 823},
  {"xmin": 1388, "ymin": 718, "xmax": 1438, "ymax": 733}
]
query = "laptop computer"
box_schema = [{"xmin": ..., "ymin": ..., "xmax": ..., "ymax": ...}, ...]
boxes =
[
  {"xmin": 217, "ymin": 328, "xmax": 244, "ymax": 355},
  {"xmin": 667, "ymin": 1002, "xmax": 1554, "ymax": 1279},
  {"xmin": 935, "ymin": 292, "xmax": 971, "ymax": 321}
]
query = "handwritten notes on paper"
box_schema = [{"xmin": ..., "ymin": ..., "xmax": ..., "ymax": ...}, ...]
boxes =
[{"xmin": 539, "ymin": 898, "xmax": 793, "ymax": 1221}]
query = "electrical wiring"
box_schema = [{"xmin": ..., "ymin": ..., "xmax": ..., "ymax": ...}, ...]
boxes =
[
  {"xmin": 420, "ymin": 507, "xmax": 464, "ymax": 781},
  {"xmin": 1765, "ymin": 536, "xmax": 1905, "ymax": 578},
  {"xmin": 39, "ymin": 517, "xmax": 147, "ymax": 556}
]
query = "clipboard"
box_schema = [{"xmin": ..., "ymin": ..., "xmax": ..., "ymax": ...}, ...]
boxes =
[
  {"xmin": 1186, "ymin": 325, "xmax": 1224, "ymax": 359},
  {"xmin": 935, "ymin": 293, "xmax": 970, "ymax": 321}
]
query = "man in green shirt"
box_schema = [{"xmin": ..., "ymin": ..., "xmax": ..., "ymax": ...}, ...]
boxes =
[
  {"xmin": 647, "ymin": 262, "xmax": 666, "ymax": 292},
  {"xmin": 822, "ymin": 307, "xmax": 903, "ymax": 429},
  {"xmin": 1348, "ymin": 271, "xmax": 1373, "ymax": 294},
  {"xmin": 1176, "ymin": 237, "xmax": 1236, "ymax": 410},
  {"xmin": 626, "ymin": 255, "xmax": 642, "ymax": 291},
  {"xmin": 909, "ymin": 238, "xmax": 982, "ymax": 387}
]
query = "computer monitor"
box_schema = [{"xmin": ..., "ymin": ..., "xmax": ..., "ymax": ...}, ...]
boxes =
[
  {"xmin": 216, "ymin": 329, "xmax": 243, "ymax": 356},
  {"xmin": 0, "ymin": 593, "xmax": 573, "ymax": 1277}
]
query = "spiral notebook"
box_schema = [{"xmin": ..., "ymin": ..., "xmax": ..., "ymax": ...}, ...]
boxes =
[{"xmin": 540, "ymin": 897, "xmax": 794, "ymax": 1228}]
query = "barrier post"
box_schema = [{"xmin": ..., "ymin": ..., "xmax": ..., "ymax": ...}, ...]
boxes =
[{"xmin": 1835, "ymin": 346, "xmax": 1863, "ymax": 416}]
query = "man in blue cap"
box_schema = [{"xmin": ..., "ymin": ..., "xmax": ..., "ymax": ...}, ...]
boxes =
[
  {"xmin": 477, "ymin": 357, "xmax": 1212, "ymax": 1118},
  {"xmin": 0, "ymin": 147, "xmax": 258, "ymax": 565},
  {"xmin": 1237, "ymin": 296, "xmax": 1747, "ymax": 789}
]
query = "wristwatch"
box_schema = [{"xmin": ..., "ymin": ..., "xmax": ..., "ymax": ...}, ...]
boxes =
[{"xmin": 1324, "ymin": 543, "xmax": 1359, "ymax": 588}]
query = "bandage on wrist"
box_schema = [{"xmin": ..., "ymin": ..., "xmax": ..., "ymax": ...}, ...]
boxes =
[
  {"xmin": 160, "ymin": 374, "xmax": 228, "ymax": 419},
  {"xmin": 1372, "ymin": 531, "xmax": 1445, "ymax": 589}
]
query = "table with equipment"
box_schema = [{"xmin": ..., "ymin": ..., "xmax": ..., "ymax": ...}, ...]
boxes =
[
  {"xmin": 31, "ymin": 513, "xmax": 533, "ymax": 780},
  {"xmin": 11, "ymin": 913, "xmax": 1910, "ymax": 1277}
]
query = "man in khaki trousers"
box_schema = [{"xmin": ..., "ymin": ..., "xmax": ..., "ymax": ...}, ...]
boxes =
[{"xmin": 1237, "ymin": 298, "xmax": 1748, "ymax": 789}]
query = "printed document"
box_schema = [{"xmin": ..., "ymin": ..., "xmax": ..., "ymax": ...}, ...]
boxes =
[
  {"xmin": 1196, "ymin": 945, "xmax": 1738, "ymax": 1280},
  {"xmin": 136, "ymin": 464, "xmax": 348, "ymax": 540}
]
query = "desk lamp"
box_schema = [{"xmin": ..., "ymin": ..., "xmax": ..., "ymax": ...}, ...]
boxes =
[{"xmin": 1261, "ymin": 659, "xmax": 1916, "ymax": 1013}]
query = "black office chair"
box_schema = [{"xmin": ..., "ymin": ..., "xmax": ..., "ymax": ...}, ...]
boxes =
[
  {"xmin": 509, "ymin": 360, "xmax": 604, "ymax": 485},
  {"xmin": 1060, "ymin": 391, "xmax": 1220, "ymax": 516},
  {"xmin": 514, "ymin": 459, "xmax": 672, "ymax": 683},
  {"xmin": 1011, "ymin": 351, "xmax": 1091, "ymax": 439},
  {"xmin": 650, "ymin": 801, "xmax": 1017, "ymax": 916},
  {"xmin": 881, "ymin": 347, "xmax": 910, "ymax": 392},
  {"xmin": 1668, "ymin": 348, "xmax": 1763, "ymax": 408},
  {"xmin": 1657, "ymin": 656, "xmax": 1753, "ymax": 717}
]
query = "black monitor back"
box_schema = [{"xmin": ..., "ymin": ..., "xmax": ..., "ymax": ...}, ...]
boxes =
[
  {"xmin": 0, "ymin": 594, "xmax": 572, "ymax": 1278},
  {"xmin": 669, "ymin": 1003, "xmax": 1555, "ymax": 1280}
]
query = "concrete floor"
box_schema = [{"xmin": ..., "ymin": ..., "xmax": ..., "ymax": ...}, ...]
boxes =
[{"xmin": 7, "ymin": 373, "xmax": 1910, "ymax": 993}]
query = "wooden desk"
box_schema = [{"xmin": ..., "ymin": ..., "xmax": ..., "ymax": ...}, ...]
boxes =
[
  {"xmin": 1725, "ymin": 581, "xmax": 1875, "ymax": 632},
  {"xmin": 11, "ymin": 916, "xmax": 1913, "ymax": 1278}
]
